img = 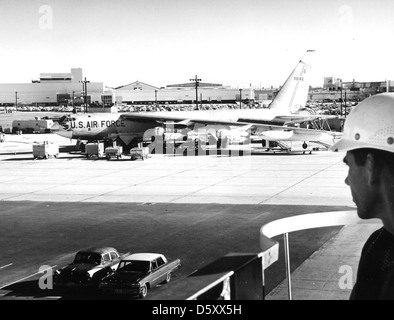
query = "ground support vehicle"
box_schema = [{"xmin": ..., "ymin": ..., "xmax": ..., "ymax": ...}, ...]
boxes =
[
  {"xmin": 105, "ymin": 146, "xmax": 123, "ymax": 160},
  {"xmin": 32, "ymin": 142, "xmax": 59, "ymax": 159},
  {"xmin": 85, "ymin": 142, "xmax": 105, "ymax": 158},
  {"xmin": 12, "ymin": 117, "xmax": 54, "ymax": 134},
  {"xmin": 99, "ymin": 253, "xmax": 181, "ymax": 298},
  {"xmin": 129, "ymin": 147, "xmax": 149, "ymax": 160}
]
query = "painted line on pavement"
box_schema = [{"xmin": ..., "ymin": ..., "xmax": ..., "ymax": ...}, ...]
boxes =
[
  {"xmin": 0, "ymin": 265, "xmax": 56, "ymax": 290},
  {"xmin": 0, "ymin": 263, "xmax": 13, "ymax": 270}
]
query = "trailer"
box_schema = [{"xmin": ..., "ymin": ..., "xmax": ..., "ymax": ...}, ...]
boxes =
[
  {"xmin": 129, "ymin": 147, "xmax": 149, "ymax": 160},
  {"xmin": 33, "ymin": 141, "xmax": 59, "ymax": 159},
  {"xmin": 105, "ymin": 146, "xmax": 123, "ymax": 160},
  {"xmin": 85, "ymin": 142, "xmax": 105, "ymax": 158}
]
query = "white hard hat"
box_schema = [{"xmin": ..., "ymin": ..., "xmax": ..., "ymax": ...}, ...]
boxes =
[{"xmin": 330, "ymin": 93, "xmax": 394, "ymax": 153}]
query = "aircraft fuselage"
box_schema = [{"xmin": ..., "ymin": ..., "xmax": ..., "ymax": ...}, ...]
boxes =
[
  {"xmin": 56, "ymin": 113, "xmax": 158, "ymax": 145},
  {"xmin": 56, "ymin": 109, "xmax": 282, "ymax": 143}
]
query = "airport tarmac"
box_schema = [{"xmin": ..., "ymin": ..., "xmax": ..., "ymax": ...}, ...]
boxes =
[
  {"xmin": 0, "ymin": 134, "xmax": 352, "ymax": 205},
  {"xmin": 0, "ymin": 133, "xmax": 378, "ymax": 300}
]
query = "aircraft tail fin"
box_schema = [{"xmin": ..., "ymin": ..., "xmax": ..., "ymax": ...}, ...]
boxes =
[{"xmin": 268, "ymin": 50, "xmax": 315, "ymax": 114}]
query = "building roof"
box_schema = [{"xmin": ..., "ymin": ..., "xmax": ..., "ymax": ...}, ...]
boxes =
[
  {"xmin": 166, "ymin": 82, "xmax": 223, "ymax": 88},
  {"xmin": 116, "ymin": 81, "xmax": 160, "ymax": 91}
]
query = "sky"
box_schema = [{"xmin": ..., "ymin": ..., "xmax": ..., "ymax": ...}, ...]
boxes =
[{"xmin": 1, "ymin": 0, "xmax": 394, "ymax": 89}]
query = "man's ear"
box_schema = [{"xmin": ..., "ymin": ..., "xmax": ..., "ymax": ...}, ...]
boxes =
[{"xmin": 366, "ymin": 152, "xmax": 381, "ymax": 186}]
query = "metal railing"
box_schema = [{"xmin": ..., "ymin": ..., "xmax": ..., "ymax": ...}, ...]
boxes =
[
  {"xmin": 151, "ymin": 250, "xmax": 279, "ymax": 300},
  {"xmin": 260, "ymin": 210, "xmax": 360, "ymax": 300},
  {"xmin": 152, "ymin": 210, "xmax": 360, "ymax": 300}
]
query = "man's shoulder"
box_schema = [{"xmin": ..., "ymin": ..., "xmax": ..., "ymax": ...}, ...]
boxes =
[{"xmin": 364, "ymin": 226, "xmax": 385, "ymax": 246}]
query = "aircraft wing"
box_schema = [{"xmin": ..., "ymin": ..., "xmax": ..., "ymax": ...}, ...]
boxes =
[
  {"xmin": 120, "ymin": 112, "xmax": 337, "ymax": 141},
  {"xmin": 250, "ymin": 121, "xmax": 337, "ymax": 143},
  {"xmin": 120, "ymin": 113, "xmax": 251, "ymax": 128},
  {"xmin": 273, "ymin": 114, "xmax": 340, "ymax": 125}
]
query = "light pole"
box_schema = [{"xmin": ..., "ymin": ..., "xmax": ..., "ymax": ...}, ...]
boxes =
[
  {"xmin": 344, "ymin": 89, "xmax": 347, "ymax": 118},
  {"xmin": 190, "ymin": 75, "xmax": 201, "ymax": 110},
  {"xmin": 15, "ymin": 91, "xmax": 18, "ymax": 110},
  {"xmin": 340, "ymin": 81, "xmax": 343, "ymax": 117},
  {"xmin": 79, "ymin": 77, "xmax": 90, "ymax": 113},
  {"xmin": 239, "ymin": 89, "xmax": 243, "ymax": 108},
  {"xmin": 155, "ymin": 90, "xmax": 158, "ymax": 107},
  {"xmin": 72, "ymin": 91, "xmax": 75, "ymax": 113}
]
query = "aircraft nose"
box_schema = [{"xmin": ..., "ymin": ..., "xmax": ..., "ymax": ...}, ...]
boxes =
[
  {"xmin": 55, "ymin": 130, "xmax": 73, "ymax": 139},
  {"xmin": 50, "ymin": 122, "xmax": 73, "ymax": 139},
  {"xmin": 50, "ymin": 122, "xmax": 61, "ymax": 131}
]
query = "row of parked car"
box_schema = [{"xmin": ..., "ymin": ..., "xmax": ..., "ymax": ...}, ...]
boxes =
[{"xmin": 53, "ymin": 247, "xmax": 181, "ymax": 299}]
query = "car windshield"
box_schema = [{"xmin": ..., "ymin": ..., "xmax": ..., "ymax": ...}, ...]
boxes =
[
  {"xmin": 73, "ymin": 252, "xmax": 102, "ymax": 264},
  {"xmin": 118, "ymin": 261, "xmax": 150, "ymax": 272}
]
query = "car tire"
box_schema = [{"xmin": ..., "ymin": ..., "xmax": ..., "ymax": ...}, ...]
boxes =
[
  {"xmin": 139, "ymin": 284, "xmax": 148, "ymax": 299},
  {"xmin": 165, "ymin": 272, "xmax": 171, "ymax": 283}
]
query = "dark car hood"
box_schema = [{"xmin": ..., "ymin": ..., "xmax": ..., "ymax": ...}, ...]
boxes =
[
  {"xmin": 60, "ymin": 263, "xmax": 98, "ymax": 275},
  {"xmin": 103, "ymin": 271, "xmax": 147, "ymax": 284}
]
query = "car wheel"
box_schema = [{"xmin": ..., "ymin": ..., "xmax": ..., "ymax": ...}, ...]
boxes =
[
  {"xmin": 139, "ymin": 284, "xmax": 148, "ymax": 299},
  {"xmin": 165, "ymin": 272, "xmax": 171, "ymax": 283}
]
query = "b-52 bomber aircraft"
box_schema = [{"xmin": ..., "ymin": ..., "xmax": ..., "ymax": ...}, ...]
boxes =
[{"xmin": 52, "ymin": 50, "xmax": 337, "ymax": 153}]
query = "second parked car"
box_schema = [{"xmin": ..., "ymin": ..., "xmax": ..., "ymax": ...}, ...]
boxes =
[{"xmin": 98, "ymin": 253, "xmax": 181, "ymax": 298}]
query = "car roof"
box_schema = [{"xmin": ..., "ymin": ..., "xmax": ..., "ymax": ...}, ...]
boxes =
[
  {"xmin": 122, "ymin": 253, "xmax": 164, "ymax": 262},
  {"xmin": 77, "ymin": 247, "xmax": 118, "ymax": 255}
]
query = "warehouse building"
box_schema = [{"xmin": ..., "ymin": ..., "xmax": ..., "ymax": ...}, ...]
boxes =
[
  {"xmin": 115, "ymin": 80, "xmax": 255, "ymax": 105},
  {"xmin": 308, "ymin": 77, "xmax": 394, "ymax": 102},
  {"xmin": 0, "ymin": 68, "xmax": 104, "ymax": 107}
]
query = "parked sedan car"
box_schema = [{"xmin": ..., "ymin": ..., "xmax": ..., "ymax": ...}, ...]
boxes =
[
  {"xmin": 54, "ymin": 247, "xmax": 129, "ymax": 289},
  {"xmin": 98, "ymin": 253, "xmax": 181, "ymax": 298}
]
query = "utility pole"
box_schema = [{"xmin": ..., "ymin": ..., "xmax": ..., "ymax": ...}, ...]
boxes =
[
  {"xmin": 72, "ymin": 91, "xmax": 75, "ymax": 113},
  {"xmin": 239, "ymin": 89, "xmax": 243, "ymax": 108},
  {"xmin": 155, "ymin": 90, "xmax": 158, "ymax": 107},
  {"xmin": 15, "ymin": 91, "xmax": 18, "ymax": 110},
  {"xmin": 340, "ymin": 81, "xmax": 343, "ymax": 117},
  {"xmin": 344, "ymin": 90, "xmax": 347, "ymax": 118},
  {"xmin": 190, "ymin": 75, "xmax": 201, "ymax": 110},
  {"xmin": 79, "ymin": 77, "xmax": 90, "ymax": 113}
]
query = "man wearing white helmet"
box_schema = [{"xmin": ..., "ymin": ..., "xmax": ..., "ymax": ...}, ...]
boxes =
[{"xmin": 331, "ymin": 92, "xmax": 394, "ymax": 300}]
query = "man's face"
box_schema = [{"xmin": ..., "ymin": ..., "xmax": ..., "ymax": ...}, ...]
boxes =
[{"xmin": 343, "ymin": 151, "xmax": 379, "ymax": 220}]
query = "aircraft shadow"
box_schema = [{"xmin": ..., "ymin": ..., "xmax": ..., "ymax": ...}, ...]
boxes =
[{"xmin": 2, "ymin": 156, "xmax": 84, "ymax": 161}]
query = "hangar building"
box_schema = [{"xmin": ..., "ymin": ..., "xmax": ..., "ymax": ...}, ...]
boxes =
[
  {"xmin": 115, "ymin": 80, "xmax": 255, "ymax": 105},
  {"xmin": 0, "ymin": 68, "xmax": 104, "ymax": 106}
]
